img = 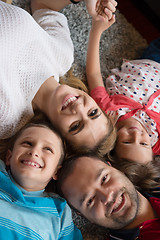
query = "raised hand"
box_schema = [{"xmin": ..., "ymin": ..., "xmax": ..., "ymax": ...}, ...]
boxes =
[{"xmin": 85, "ymin": 0, "xmax": 117, "ymax": 20}]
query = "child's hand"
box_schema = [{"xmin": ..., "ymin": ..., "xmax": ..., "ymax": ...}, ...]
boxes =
[
  {"xmin": 85, "ymin": 0, "xmax": 117, "ymax": 21},
  {"xmin": 92, "ymin": 13, "xmax": 116, "ymax": 34}
]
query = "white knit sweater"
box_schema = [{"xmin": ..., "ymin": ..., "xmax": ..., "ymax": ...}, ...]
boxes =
[{"xmin": 0, "ymin": 1, "xmax": 74, "ymax": 138}]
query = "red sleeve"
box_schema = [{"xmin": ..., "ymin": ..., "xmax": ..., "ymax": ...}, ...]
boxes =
[
  {"xmin": 90, "ymin": 86, "xmax": 111, "ymax": 113},
  {"xmin": 90, "ymin": 86, "xmax": 141, "ymax": 113},
  {"xmin": 152, "ymin": 138, "xmax": 160, "ymax": 155}
]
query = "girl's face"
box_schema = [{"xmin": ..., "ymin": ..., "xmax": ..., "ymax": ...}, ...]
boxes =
[
  {"xmin": 48, "ymin": 84, "xmax": 109, "ymax": 148},
  {"xmin": 115, "ymin": 118, "xmax": 153, "ymax": 164},
  {"xmin": 6, "ymin": 126, "xmax": 62, "ymax": 191}
]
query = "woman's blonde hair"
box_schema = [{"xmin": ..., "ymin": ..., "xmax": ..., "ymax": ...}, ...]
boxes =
[
  {"xmin": 94, "ymin": 115, "xmax": 117, "ymax": 157},
  {"xmin": 60, "ymin": 69, "xmax": 88, "ymax": 93}
]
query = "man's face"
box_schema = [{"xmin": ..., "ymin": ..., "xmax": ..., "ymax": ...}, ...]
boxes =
[{"xmin": 61, "ymin": 157, "xmax": 139, "ymax": 229}]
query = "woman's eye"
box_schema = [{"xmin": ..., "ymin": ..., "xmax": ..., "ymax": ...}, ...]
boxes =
[
  {"xmin": 123, "ymin": 141, "xmax": 130, "ymax": 144},
  {"xmin": 69, "ymin": 122, "xmax": 80, "ymax": 133},
  {"xmin": 88, "ymin": 109, "xmax": 98, "ymax": 117}
]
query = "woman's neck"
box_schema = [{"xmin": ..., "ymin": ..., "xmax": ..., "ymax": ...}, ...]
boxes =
[{"xmin": 32, "ymin": 76, "xmax": 60, "ymax": 115}]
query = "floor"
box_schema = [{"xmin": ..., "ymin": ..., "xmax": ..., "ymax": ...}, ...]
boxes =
[{"xmin": 117, "ymin": 0, "xmax": 160, "ymax": 43}]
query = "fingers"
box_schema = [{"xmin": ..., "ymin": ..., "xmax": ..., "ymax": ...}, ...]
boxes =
[
  {"xmin": 96, "ymin": 2, "xmax": 105, "ymax": 18},
  {"xmin": 103, "ymin": 7, "xmax": 113, "ymax": 20},
  {"xmin": 103, "ymin": 0, "xmax": 117, "ymax": 20},
  {"xmin": 96, "ymin": 0, "xmax": 117, "ymax": 21},
  {"xmin": 102, "ymin": 0, "xmax": 117, "ymax": 11},
  {"xmin": 109, "ymin": 14, "xmax": 116, "ymax": 25},
  {"xmin": 96, "ymin": 11, "xmax": 116, "ymax": 24}
]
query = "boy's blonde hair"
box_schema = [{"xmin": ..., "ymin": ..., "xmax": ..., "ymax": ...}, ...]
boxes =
[{"xmin": 0, "ymin": 112, "xmax": 65, "ymax": 164}]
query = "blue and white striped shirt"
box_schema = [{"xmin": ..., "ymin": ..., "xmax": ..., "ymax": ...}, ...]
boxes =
[{"xmin": 0, "ymin": 160, "xmax": 83, "ymax": 240}]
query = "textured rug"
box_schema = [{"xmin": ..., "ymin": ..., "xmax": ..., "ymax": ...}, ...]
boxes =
[{"xmin": 11, "ymin": 1, "xmax": 148, "ymax": 239}]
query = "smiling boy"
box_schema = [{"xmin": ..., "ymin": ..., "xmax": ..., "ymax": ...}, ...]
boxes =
[{"xmin": 0, "ymin": 121, "xmax": 83, "ymax": 240}]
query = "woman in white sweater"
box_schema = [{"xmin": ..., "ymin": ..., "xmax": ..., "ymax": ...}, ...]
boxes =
[{"xmin": 0, "ymin": 0, "xmax": 117, "ymax": 152}]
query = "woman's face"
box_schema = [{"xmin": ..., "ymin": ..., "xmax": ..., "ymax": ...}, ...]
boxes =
[{"xmin": 48, "ymin": 84, "xmax": 109, "ymax": 148}]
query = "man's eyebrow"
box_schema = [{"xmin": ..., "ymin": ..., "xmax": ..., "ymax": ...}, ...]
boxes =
[
  {"xmin": 73, "ymin": 112, "xmax": 102, "ymax": 136},
  {"xmin": 79, "ymin": 168, "xmax": 106, "ymax": 207}
]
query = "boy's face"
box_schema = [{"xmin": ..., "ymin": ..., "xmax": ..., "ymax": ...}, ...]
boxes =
[
  {"xmin": 115, "ymin": 117, "xmax": 153, "ymax": 163},
  {"xmin": 6, "ymin": 126, "xmax": 62, "ymax": 191},
  {"xmin": 61, "ymin": 157, "xmax": 139, "ymax": 230}
]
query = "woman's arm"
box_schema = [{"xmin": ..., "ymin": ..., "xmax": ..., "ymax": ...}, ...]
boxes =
[{"xmin": 86, "ymin": 15, "xmax": 116, "ymax": 91}]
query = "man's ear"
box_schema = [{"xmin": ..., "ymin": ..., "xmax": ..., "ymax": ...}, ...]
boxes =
[
  {"xmin": 52, "ymin": 165, "xmax": 62, "ymax": 180},
  {"xmin": 5, "ymin": 149, "xmax": 12, "ymax": 166}
]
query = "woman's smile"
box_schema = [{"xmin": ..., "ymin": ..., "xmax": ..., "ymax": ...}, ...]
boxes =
[{"xmin": 62, "ymin": 95, "xmax": 79, "ymax": 110}]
